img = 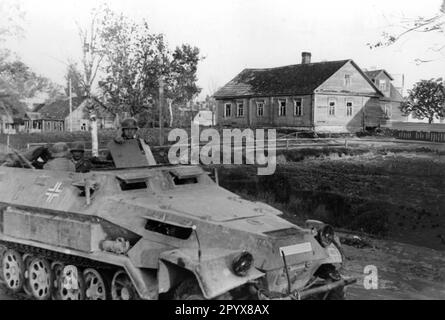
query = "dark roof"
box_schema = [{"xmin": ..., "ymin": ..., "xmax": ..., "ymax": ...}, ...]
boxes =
[
  {"xmin": 37, "ymin": 97, "xmax": 85, "ymax": 120},
  {"xmin": 214, "ymin": 60, "xmax": 351, "ymax": 98},
  {"xmin": 364, "ymin": 69, "xmax": 394, "ymax": 81},
  {"xmin": 32, "ymin": 103, "xmax": 46, "ymax": 112},
  {"xmin": 25, "ymin": 112, "xmax": 42, "ymax": 120}
]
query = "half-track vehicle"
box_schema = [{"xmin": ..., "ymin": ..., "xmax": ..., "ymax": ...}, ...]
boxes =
[{"xmin": 0, "ymin": 137, "xmax": 355, "ymax": 300}]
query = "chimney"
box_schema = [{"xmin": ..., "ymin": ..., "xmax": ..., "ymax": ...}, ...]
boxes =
[{"xmin": 301, "ymin": 52, "xmax": 311, "ymax": 64}]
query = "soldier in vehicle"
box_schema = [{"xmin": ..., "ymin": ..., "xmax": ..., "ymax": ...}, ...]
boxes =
[
  {"xmin": 114, "ymin": 118, "xmax": 140, "ymax": 144},
  {"xmin": 106, "ymin": 118, "xmax": 156, "ymax": 167},
  {"xmin": 0, "ymin": 145, "xmax": 51, "ymax": 169},
  {"xmin": 43, "ymin": 142, "xmax": 76, "ymax": 172},
  {"xmin": 70, "ymin": 141, "xmax": 92, "ymax": 173}
]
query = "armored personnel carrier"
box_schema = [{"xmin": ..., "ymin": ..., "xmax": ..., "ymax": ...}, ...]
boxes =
[{"xmin": 0, "ymin": 137, "xmax": 355, "ymax": 300}]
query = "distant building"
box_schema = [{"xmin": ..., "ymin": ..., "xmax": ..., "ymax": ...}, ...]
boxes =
[
  {"xmin": 23, "ymin": 111, "xmax": 64, "ymax": 133},
  {"xmin": 0, "ymin": 114, "xmax": 15, "ymax": 134},
  {"xmin": 193, "ymin": 110, "xmax": 215, "ymax": 126},
  {"xmin": 24, "ymin": 97, "xmax": 116, "ymax": 133},
  {"xmin": 214, "ymin": 52, "xmax": 405, "ymax": 132},
  {"xmin": 0, "ymin": 94, "xmax": 25, "ymax": 134},
  {"xmin": 364, "ymin": 69, "xmax": 407, "ymax": 123}
]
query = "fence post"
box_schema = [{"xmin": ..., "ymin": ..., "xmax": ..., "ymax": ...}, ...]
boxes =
[{"xmin": 6, "ymin": 134, "xmax": 10, "ymax": 153}]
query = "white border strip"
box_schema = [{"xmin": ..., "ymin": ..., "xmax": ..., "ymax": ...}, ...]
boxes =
[{"xmin": 280, "ymin": 242, "xmax": 312, "ymax": 256}]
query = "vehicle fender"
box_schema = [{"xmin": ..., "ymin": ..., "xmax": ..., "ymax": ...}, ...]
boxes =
[
  {"xmin": 319, "ymin": 243, "xmax": 343, "ymax": 265},
  {"xmin": 158, "ymin": 248, "xmax": 264, "ymax": 299}
]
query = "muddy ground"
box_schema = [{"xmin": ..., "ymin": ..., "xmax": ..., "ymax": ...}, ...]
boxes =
[
  {"xmin": 343, "ymin": 237, "xmax": 445, "ymax": 300},
  {"xmin": 213, "ymin": 149, "xmax": 445, "ymax": 251},
  {"xmin": 206, "ymin": 143, "xmax": 445, "ymax": 299}
]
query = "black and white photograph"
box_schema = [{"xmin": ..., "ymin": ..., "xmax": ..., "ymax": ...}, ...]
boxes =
[{"xmin": 0, "ymin": 0, "xmax": 444, "ymax": 305}]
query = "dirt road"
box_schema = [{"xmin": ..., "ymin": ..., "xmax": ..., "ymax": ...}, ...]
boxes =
[{"xmin": 343, "ymin": 237, "xmax": 445, "ymax": 299}]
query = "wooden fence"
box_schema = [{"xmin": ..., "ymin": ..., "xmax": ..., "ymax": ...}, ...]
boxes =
[
  {"xmin": 393, "ymin": 130, "xmax": 445, "ymax": 143},
  {"xmin": 382, "ymin": 122, "xmax": 445, "ymax": 143}
]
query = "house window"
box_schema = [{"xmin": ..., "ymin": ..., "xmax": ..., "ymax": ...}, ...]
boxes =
[
  {"xmin": 236, "ymin": 102, "xmax": 244, "ymax": 117},
  {"xmin": 384, "ymin": 104, "xmax": 392, "ymax": 118},
  {"xmin": 80, "ymin": 122, "xmax": 87, "ymax": 131},
  {"xmin": 294, "ymin": 98, "xmax": 303, "ymax": 117},
  {"xmin": 344, "ymin": 74, "xmax": 351, "ymax": 87},
  {"xmin": 256, "ymin": 101, "xmax": 264, "ymax": 117},
  {"xmin": 278, "ymin": 100, "xmax": 286, "ymax": 116},
  {"xmin": 328, "ymin": 99, "xmax": 336, "ymax": 116},
  {"xmin": 346, "ymin": 101, "xmax": 353, "ymax": 117},
  {"xmin": 379, "ymin": 79, "xmax": 387, "ymax": 91},
  {"xmin": 224, "ymin": 103, "xmax": 232, "ymax": 117}
]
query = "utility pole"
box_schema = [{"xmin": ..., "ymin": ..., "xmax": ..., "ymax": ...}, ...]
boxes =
[
  {"xmin": 90, "ymin": 113, "xmax": 99, "ymax": 157},
  {"xmin": 69, "ymin": 78, "xmax": 73, "ymax": 132},
  {"xmin": 158, "ymin": 77, "xmax": 164, "ymax": 146}
]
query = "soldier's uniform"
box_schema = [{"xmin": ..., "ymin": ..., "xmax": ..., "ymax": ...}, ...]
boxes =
[
  {"xmin": 106, "ymin": 118, "xmax": 156, "ymax": 168},
  {"xmin": 43, "ymin": 143, "xmax": 76, "ymax": 172},
  {"xmin": 70, "ymin": 142, "xmax": 92, "ymax": 173}
]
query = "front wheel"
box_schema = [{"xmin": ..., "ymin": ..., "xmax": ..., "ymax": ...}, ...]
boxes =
[{"xmin": 174, "ymin": 278, "xmax": 205, "ymax": 300}]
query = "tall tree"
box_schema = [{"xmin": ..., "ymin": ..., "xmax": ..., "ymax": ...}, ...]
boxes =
[
  {"xmin": 96, "ymin": 8, "xmax": 203, "ymax": 122},
  {"xmin": 0, "ymin": 59, "xmax": 63, "ymax": 100},
  {"xmin": 401, "ymin": 78, "xmax": 445, "ymax": 123},
  {"xmin": 165, "ymin": 44, "xmax": 202, "ymax": 126},
  {"xmin": 74, "ymin": 4, "xmax": 109, "ymax": 97},
  {"xmin": 97, "ymin": 13, "xmax": 168, "ymax": 116},
  {"xmin": 64, "ymin": 62, "xmax": 86, "ymax": 98}
]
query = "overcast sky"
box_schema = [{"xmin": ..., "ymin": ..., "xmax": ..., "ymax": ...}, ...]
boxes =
[{"xmin": 5, "ymin": 0, "xmax": 445, "ymax": 98}]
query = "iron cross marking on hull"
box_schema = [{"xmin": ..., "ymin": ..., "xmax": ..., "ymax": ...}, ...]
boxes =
[{"xmin": 46, "ymin": 182, "xmax": 63, "ymax": 203}]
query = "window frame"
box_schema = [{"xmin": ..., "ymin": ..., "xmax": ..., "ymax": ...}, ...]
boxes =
[
  {"xmin": 293, "ymin": 98, "xmax": 303, "ymax": 117},
  {"xmin": 344, "ymin": 74, "xmax": 351, "ymax": 87},
  {"xmin": 379, "ymin": 79, "xmax": 387, "ymax": 91},
  {"xmin": 224, "ymin": 103, "xmax": 232, "ymax": 118},
  {"xmin": 328, "ymin": 98, "xmax": 336, "ymax": 117},
  {"xmin": 346, "ymin": 100, "xmax": 353, "ymax": 117},
  {"xmin": 236, "ymin": 101, "xmax": 244, "ymax": 117},
  {"xmin": 384, "ymin": 104, "xmax": 392, "ymax": 118},
  {"xmin": 256, "ymin": 101, "xmax": 265, "ymax": 117},
  {"xmin": 278, "ymin": 99, "xmax": 287, "ymax": 117}
]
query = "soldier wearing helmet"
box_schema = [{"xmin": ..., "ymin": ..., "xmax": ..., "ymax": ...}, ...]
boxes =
[
  {"xmin": 106, "ymin": 118, "xmax": 156, "ymax": 167},
  {"xmin": 70, "ymin": 141, "xmax": 92, "ymax": 173},
  {"xmin": 43, "ymin": 142, "xmax": 76, "ymax": 172},
  {"xmin": 114, "ymin": 118, "xmax": 139, "ymax": 144}
]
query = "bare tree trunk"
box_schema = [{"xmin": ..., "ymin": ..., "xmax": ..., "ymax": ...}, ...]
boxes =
[{"xmin": 168, "ymin": 98, "xmax": 173, "ymax": 127}]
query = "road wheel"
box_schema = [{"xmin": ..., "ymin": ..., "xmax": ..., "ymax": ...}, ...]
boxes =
[
  {"xmin": 51, "ymin": 261, "xmax": 64, "ymax": 300},
  {"xmin": 1, "ymin": 249, "xmax": 25, "ymax": 293},
  {"xmin": 84, "ymin": 268, "xmax": 111, "ymax": 300},
  {"xmin": 174, "ymin": 278, "xmax": 205, "ymax": 300},
  {"xmin": 56, "ymin": 265, "xmax": 85, "ymax": 300},
  {"xmin": 27, "ymin": 257, "xmax": 53, "ymax": 300},
  {"xmin": 21, "ymin": 253, "xmax": 34, "ymax": 297},
  {"xmin": 111, "ymin": 270, "xmax": 139, "ymax": 300}
]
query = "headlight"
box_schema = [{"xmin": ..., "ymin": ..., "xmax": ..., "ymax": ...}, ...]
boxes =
[
  {"xmin": 232, "ymin": 251, "xmax": 253, "ymax": 276},
  {"xmin": 317, "ymin": 224, "xmax": 335, "ymax": 247}
]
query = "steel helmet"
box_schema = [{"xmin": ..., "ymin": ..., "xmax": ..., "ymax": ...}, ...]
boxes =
[
  {"xmin": 121, "ymin": 118, "xmax": 138, "ymax": 129},
  {"xmin": 49, "ymin": 142, "xmax": 70, "ymax": 158},
  {"xmin": 70, "ymin": 141, "xmax": 86, "ymax": 153}
]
